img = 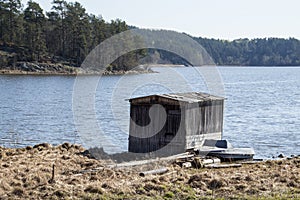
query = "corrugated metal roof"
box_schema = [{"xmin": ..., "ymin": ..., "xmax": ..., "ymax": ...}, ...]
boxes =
[{"xmin": 129, "ymin": 92, "xmax": 224, "ymax": 103}]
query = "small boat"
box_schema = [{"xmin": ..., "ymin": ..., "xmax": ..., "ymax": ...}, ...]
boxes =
[{"xmin": 197, "ymin": 139, "xmax": 255, "ymax": 161}]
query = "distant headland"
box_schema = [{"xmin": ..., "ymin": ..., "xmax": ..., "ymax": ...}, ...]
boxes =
[{"xmin": 1, "ymin": 0, "xmax": 300, "ymax": 75}]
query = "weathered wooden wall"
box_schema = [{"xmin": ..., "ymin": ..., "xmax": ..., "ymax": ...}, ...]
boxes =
[
  {"xmin": 128, "ymin": 103, "xmax": 186, "ymax": 155},
  {"xmin": 128, "ymin": 94, "xmax": 224, "ymax": 154},
  {"xmin": 184, "ymin": 100, "xmax": 224, "ymax": 149}
]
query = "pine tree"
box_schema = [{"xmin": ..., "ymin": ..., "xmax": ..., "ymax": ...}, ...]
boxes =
[
  {"xmin": 0, "ymin": 0, "xmax": 22, "ymax": 44},
  {"xmin": 50, "ymin": 0, "xmax": 67, "ymax": 57},
  {"xmin": 89, "ymin": 14, "xmax": 106, "ymax": 49},
  {"xmin": 24, "ymin": 0, "xmax": 46, "ymax": 61},
  {"xmin": 65, "ymin": 1, "xmax": 90, "ymax": 66}
]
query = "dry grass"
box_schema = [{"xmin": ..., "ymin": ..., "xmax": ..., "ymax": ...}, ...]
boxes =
[{"xmin": 0, "ymin": 143, "xmax": 299, "ymax": 199}]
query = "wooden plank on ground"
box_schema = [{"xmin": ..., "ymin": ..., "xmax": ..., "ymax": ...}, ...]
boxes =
[
  {"xmin": 205, "ymin": 163, "xmax": 242, "ymax": 169},
  {"xmin": 108, "ymin": 152, "xmax": 191, "ymax": 168},
  {"xmin": 139, "ymin": 168, "xmax": 168, "ymax": 176}
]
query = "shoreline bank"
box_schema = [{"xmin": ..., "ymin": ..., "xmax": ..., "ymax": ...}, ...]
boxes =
[
  {"xmin": 0, "ymin": 65, "xmax": 236, "ymax": 76},
  {"xmin": 0, "ymin": 69, "xmax": 154, "ymax": 76},
  {"xmin": 0, "ymin": 143, "xmax": 299, "ymax": 199},
  {"xmin": 0, "ymin": 62, "xmax": 157, "ymax": 76}
]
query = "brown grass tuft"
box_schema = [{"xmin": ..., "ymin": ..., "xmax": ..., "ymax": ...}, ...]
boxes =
[
  {"xmin": 207, "ymin": 179, "xmax": 225, "ymax": 190},
  {"xmin": 235, "ymin": 184, "xmax": 247, "ymax": 191},
  {"xmin": 11, "ymin": 187, "xmax": 24, "ymax": 196},
  {"xmin": 53, "ymin": 190, "xmax": 67, "ymax": 198},
  {"xmin": 84, "ymin": 185, "xmax": 103, "ymax": 194}
]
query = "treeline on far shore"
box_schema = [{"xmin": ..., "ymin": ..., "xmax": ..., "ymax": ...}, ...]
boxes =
[
  {"xmin": 1, "ymin": 0, "xmax": 300, "ymax": 72},
  {"xmin": 0, "ymin": 0, "xmax": 146, "ymax": 72},
  {"xmin": 194, "ymin": 37, "xmax": 300, "ymax": 66}
]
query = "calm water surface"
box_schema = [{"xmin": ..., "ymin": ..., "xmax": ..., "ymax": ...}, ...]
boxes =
[{"xmin": 0, "ymin": 67, "xmax": 299, "ymax": 159}]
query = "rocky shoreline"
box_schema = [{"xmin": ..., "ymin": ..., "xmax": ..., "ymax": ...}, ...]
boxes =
[
  {"xmin": 0, "ymin": 62, "xmax": 78, "ymax": 75},
  {"xmin": 0, "ymin": 143, "xmax": 299, "ymax": 199},
  {"xmin": 0, "ymin": 62, "xmax": 154, "ymax": 76}
]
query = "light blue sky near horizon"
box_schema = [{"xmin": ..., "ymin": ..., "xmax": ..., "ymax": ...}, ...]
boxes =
[{"xmin": 21, "ymin": 0, "xmax": 300, "ymax": 40}]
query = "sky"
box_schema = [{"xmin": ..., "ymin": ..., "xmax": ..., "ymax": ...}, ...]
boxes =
[{"xmin": 21, "ymin": 0, "xmax": 300, "ymax": 40}]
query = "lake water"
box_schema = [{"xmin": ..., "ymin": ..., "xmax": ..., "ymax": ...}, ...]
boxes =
[{"xmin": 0, "ymin": 67, "xmax": 299, "ymax": 159}]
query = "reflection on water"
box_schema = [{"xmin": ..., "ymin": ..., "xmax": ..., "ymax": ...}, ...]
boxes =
[{"xmin": 0, "ymin": 67, "xmax": 299, "ymax": 158}]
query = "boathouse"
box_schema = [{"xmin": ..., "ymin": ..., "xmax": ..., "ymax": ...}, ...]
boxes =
[{"xmin": 128, "ymin": 92, "xmax": 225, "ymax": 155}]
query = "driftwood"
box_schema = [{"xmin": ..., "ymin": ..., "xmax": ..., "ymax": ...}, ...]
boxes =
[
  {"xmin": 193, "ymin": 157, "xmax": 221, "ymax": 168},
  {"xmin": 202, "ymin": 158, "xmax": 221, "ymax": 165},
  {"xmin": 160, "ymin": 170, "xmax": 178, "ymax": 177},
  {"xmin": 108, "ymin": 152, "xmax": 190, "ymax": 169},
  {"xmin": 236, "ymin": 159, "xmax": 264, "ymax": 165},
  {"xmin": 205, "ymin": 163, "xmax": 242, "ymax": 169},
  {"xmin": 182, "ymin": 162, "xmax": 192, "ymax": 168},
  {"xmin": 176, "ymin": 154, "xmax": 195, "ymax": 160},
  {"xmin": 139, "ymin": 168, "xmax": 169, "ymax": 177},
  {"xmin": 73, "ymin": 153, "xmax": 191, "ymax": 175}
]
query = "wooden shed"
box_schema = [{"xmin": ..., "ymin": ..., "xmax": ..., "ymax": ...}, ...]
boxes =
[{"xmin": 128, "ymin": 92, "xmax": 225, "ymax": 155}]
